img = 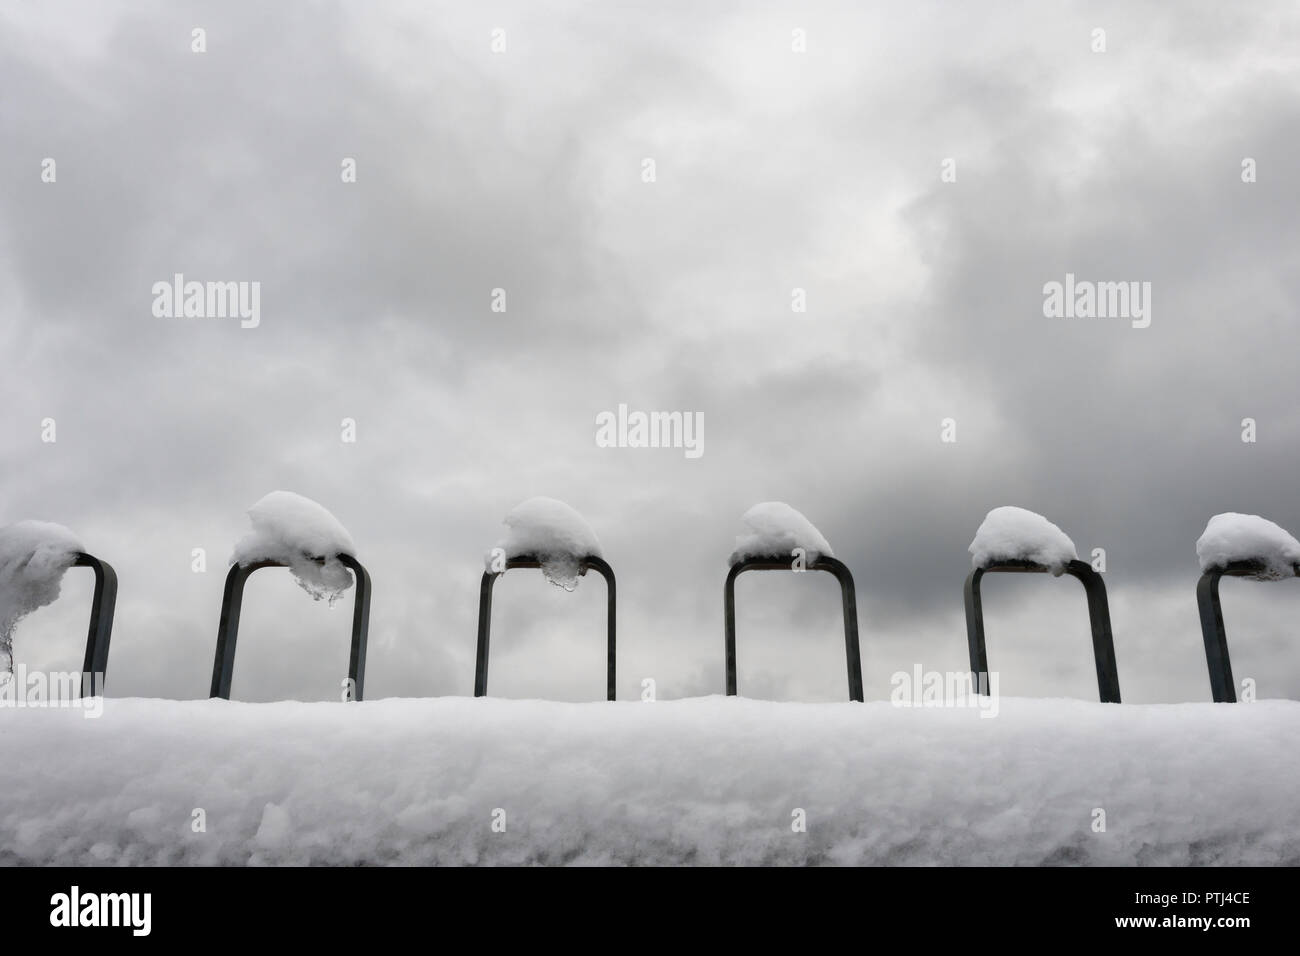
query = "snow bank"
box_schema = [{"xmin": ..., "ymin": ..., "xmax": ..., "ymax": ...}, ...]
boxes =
[
  {"xmin": 729, "ymin": 502, "xmax": 834, "ymax": 565},
  {"xmin": 1196, "ymin": 513, "xmax": 1300, "ymax": 581},
  {"xmin": 487, "ymin": 497, "xmax": 602, "ymax": 591},
  {"xmin": 969, "ymin": 506, "xmax": 1078, "ymax": 575},
  {"xmin": 0, "ymin": 521, "xmax": 84, "ymax": 672},
  {"xmin": 231, "ymin": 491, "xmax": 356, "ymax": 606},
  {"xmin": 1, "ymin": 695, "xmax": 1297, "ymax": 865}
]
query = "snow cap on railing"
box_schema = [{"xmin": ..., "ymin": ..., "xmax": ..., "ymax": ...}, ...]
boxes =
[
  {"xmin": 487, "ymin": 496, "xmax": 603, "ymax": 591},
  {"xmin": 729, "ymin": 502, "xmax": 833, "ymax": 566},
  {"xmin": 1196, "ymin": 512, "xmax": 1300, "ymax": 581},
  {"xmin": 969, "ymin": 506, "xmax": 1078, "ymax": 576},
  {"xmin": 0, "ymin": 520, "xmax": 85, "ymax": 671},
  {"xmin": 231, "ymin": 491, "xmax": 357, "ymax": 605}
]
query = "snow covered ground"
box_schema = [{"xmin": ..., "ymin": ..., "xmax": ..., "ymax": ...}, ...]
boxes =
[{"xmin": 1, "ymin": 695, "xmax": 1296, "ymax": 866}]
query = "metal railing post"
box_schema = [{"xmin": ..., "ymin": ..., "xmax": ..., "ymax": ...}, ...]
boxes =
[
  {"xmin": 474, "ymin": 554, "xmax": 616, "ymax": 700},
  {"xmin": 1193, "ymin": 560, "xmax": 1296, "ymax": 703},
  {"xmin": 210, "ymin": 557, "xmax": 371, "ymax": 701},
  {"xmin": 723, "ymin": 555, "xmax": 864, "ymax": 702},
  {"xmin": 73, "ymin": 552, "xmax": 117, "ymax": 697},
  {"xmin": 964, "ymin": 558, "xmax": 1121, "ymax": 703}
]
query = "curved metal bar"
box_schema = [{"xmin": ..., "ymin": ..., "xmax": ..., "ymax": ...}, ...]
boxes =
[
  {"xmin": 474, "ymin": 554, "xmax": 616, "ymax": 700},
  {"xmin": 73, "ymin": 552, "xmax": 117, "ymax": 697},
  {"xmin": 1195, "ymin": 560, "xmax": 1296, "ymax": 703},
  {"xmin": 964, "ymin": 558, "xmax": 1121, "ymax": 703},
  {"xmin": 724, "ymin": 554, "xmax": 864, "ymax": 702},
  {"xmin": 339, "ymin": 554, "xmax": 371, "ymax": 701},
  {"xmin": 209, "ymin": 556, "xmax": 371, "ymax": 701}
]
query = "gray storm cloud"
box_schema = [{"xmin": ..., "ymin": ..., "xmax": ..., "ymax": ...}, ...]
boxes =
[{"xmin": 1, "ymin": 0, "xmax": 1297, "ymax": 704}]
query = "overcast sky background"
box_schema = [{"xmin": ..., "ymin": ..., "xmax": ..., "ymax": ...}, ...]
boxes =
[{"xmin": 2, "ymin": 1, "xmax": 1297, "ymax": 705}]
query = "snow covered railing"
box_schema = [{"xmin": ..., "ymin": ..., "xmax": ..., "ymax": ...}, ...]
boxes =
[
  {"xmin": 11, "ymin": 496, "xmax": 1300, "ymax": 708},
  {"xmin": 1195, "ymin": 513, "xmax": 1300, "ymax": 703},
  {"xmin": 963, "ymin": 507, "xmax": 1121, "ymax": 703},
  {"xmin": 476, "ymin": 498, "xmax": 616, "ymax": 700},
  {"xmin": 210, "ymin": 493, "xmax": 371, "ymax": 701},
  {"xmin": 0, "ymin": 521, "xmax": 117, "ymax": 696},
  {"xmin": 210, "ymin": 555, "xmax": 372, "ymax": 701},
  {"xmin": 724, "ymin": 503, "xmax": 863, "ymax": 701},
  {"xmin": 475, "ymin": 554, "xmax": 616, "ymax": 699}
]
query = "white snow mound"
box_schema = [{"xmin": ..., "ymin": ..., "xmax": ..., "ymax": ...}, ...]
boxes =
[
  {"xmin": 487, "ymin": 496, "xmax": 603, "ymax": 591},
  {"xmin": 231, "ymin": 491, "xmax": 357, "ymax": 606},
  {"xmin": 1, "ymin": 696, "xmax": 1298, "ymax": 865},
  {"xmin": 0, "ymin": 520, "xmax": 85, "ymax": 672},
  {"xmin": 729, "ymin": 501, "xmax": 834, "ymax": 565},
  {"xmin": 969, "ymin": 506, "xmax": 1078, "ymax": 575},
  {"xmin": 1196, "ymin": 512, "xmax": 1300, "ymax": 581}
]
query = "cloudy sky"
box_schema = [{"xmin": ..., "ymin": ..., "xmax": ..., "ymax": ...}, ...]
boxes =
[{"xmin": 2, "ymin": 0, "xmax": 1297, "ymax": 705}]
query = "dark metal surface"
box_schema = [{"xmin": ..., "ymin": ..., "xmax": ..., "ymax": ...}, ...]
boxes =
[
  {"xmin": 475, "ymin": 554, "xmax": 616, "ymax": 700},
  {"xmin": 209, "ymin": 554, "xmax": 371, "ymax": 701},
  {"xmin": 1195, "ymin": 560, "xmax": 1295, "ymax": 703},
  {"xmin": 724, "ymin": 554, "xmax": 864, "ymax": 702},
  {"xmin": 964, "ymin": 558, "xmax": 1121, "ymax": 703},
  {"xmin": 73, "ymin": 552, "xmax": 117, "ymax": 697}
]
